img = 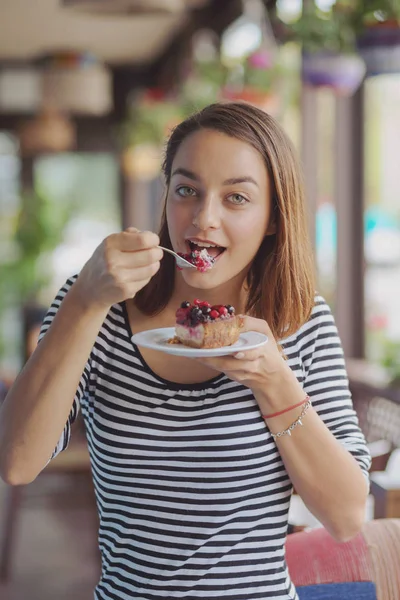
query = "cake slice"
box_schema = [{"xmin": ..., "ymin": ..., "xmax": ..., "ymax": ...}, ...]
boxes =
[{"xmin": 173, "ymin": 300, "xmax": 243, "ymax": 349}]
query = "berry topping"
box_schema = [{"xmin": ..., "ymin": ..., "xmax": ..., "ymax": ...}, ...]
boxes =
[
  {"xmin": 177, "ymin": 248, "xmax": 215, "ymax": 272},
  {"xmin": 176, "ymin": 300, "xmax": 236, "ymax": 326}
]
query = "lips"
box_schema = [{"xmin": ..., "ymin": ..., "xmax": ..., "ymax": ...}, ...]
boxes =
[{"xmin": 186, "ymin": 239, "xmax": 226, "ymax": 259}]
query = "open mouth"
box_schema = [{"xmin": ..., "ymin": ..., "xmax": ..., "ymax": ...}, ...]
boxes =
[
  {"xmin": 187, "ymin": 240, "xmax": 226, "ymax": 259},
  {"xmin": 177, "ymin": 240, "xmax": 226, "ymax": 272}
]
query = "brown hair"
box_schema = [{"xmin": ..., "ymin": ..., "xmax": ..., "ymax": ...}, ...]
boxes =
[{"xmin": 134, "ymin": 102, "xmax": 315, "ymax": 340}]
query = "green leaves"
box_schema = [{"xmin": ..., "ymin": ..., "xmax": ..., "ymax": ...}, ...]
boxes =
[
  {"xmin": 0, "ymin": 186, "xmax": 73, "ymax": 303},
  {"xmin": 288, "ymin": 0, "xmax": 400, "ymax": 55}
]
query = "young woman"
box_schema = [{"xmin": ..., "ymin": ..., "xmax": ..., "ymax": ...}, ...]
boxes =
[{"xmin": 0, "ymin": 102, "xmax": 371, "ymax": 600}]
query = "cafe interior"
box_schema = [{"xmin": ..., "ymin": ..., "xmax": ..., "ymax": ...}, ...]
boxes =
[{"xmin": 0, "ymin": 0, "xmax": 400, "ymax": 598}]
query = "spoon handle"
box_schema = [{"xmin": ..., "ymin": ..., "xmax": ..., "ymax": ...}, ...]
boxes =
[{"xmin": 158, "ymin": 246, "xmax": 196, "ymax": 269}]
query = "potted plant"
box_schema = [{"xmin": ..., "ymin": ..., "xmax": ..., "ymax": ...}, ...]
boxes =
[
  {"xmin": 0, "ymin": 186, "xmax": 73, "ymax": 365},
  {"xmin": 220, "ymin": 48, "xmax": 283, "ymax": 116},
  {"xmin": 120, "ymin": 88, "xmax": 185, "ymax": 179},
  {"xmin": 287, "ymin": 3, "xmax": 366, "ymax": 95},
  {"xmin": 121, "ymin": 44, "xmax": 285, "ymax": 171},
  {"xmin": 354, "ymin": 0, "xmax": 400, "ymax": 75}
]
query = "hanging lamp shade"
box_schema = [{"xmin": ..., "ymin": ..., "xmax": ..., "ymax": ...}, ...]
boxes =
[
  {"xmin": 37, "ymin": 51, "xmax": 112, "ymax": 116},
  {"xmin": 18, "ymin": 107, "xmax": 76, "ymax": 155},
  {"xmin": 61, "ymin": 0, "xmax": 206, "ymax": 14}
]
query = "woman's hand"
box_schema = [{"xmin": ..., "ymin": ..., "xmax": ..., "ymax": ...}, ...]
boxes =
[
  {"xmin": 196, "ymin": 316, "xmax": 302, "ymax": 409},
  {"xmin": 74, "ymin": 227, "xmax": 163, "ymax": 311}
]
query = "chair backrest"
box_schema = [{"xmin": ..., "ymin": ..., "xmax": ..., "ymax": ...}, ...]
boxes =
[{"xmin": 285, "ymin": 519, "xmax": 400, "ymax": 598}]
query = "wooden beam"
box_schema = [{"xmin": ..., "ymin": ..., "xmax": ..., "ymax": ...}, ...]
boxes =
[
  {"xmin": 300, "ymin": 84, "xmax": 318, "ymax": 255},
  {"xmin": 334, "ymin": 87, "xmax": 365, "ymax": 359}
]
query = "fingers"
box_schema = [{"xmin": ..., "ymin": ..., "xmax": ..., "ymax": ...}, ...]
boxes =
[
  {"xmin": 108, "ymin": 229, "xmax": 160, "ymax": 253},
  {"xmin": 119, "ymin": 246, "xmax": 164, "ymax": 269},
  {"xmin": 197, "ymin": 354, "xmax": 261, "ymax": 372},
  {"xmin": 121, "ymin": 261, "xmax": 161, "ymax": 282},
  {"xmin": 240, "ymin": 315, "xmax": 272, "ymax": 337}
]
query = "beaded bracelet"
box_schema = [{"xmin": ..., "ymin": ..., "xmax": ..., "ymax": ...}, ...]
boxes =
[{"xmin": 270, "ymin": 399, "xmax": 312, "ymax": 441}]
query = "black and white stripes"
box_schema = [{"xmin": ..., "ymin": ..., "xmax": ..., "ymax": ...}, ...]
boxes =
[{"xmin": 39, "ymin": 276, "xmax": 371, "ymax": 600}]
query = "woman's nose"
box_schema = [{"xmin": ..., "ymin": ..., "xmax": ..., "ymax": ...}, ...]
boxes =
[{"xmin": 192, "ymin": 196, "xmax": 221, "ymax": 231}]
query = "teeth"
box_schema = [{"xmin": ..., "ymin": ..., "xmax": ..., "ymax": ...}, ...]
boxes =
[{"xmin": 189, "ymin": 241, "xmax": 218, "ymax": 248}]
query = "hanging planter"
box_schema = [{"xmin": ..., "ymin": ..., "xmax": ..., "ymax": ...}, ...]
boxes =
[
  {"xmin": 286, "ymin": 3, "xmax": 367, "ymax": 95},
  {"xmin": 217, "ymin": 46, "xmax": 284, "ymax": 117},
  {"xmin": 302, "ymin": 51, "xmax": 366, "ymax": 96},
  {"xmin": 357, "ymin": 20, "xmax": 400, "ymax": 76}
]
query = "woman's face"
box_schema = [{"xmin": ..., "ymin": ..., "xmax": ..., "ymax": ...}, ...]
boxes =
[{"xmin": 166, "ymin": 128, "xmax": 275, "ymax": 290}]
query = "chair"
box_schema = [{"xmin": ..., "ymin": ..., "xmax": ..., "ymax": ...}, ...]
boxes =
[
  {"xmin": 0, "ymin": 424, "xmax": 91, "ymax": 581},
  {"xmin": 286, "ymin": 518, "xmax": 400, "ymax": 599}
]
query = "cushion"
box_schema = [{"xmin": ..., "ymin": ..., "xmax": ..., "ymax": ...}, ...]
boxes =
[
  {"xmin": 297, "ymin": 582, "xmax": 377, "ymax": 599},
  {"xmin": 286, "ymin": 527, "xmax": 373, "ymax": 586}
]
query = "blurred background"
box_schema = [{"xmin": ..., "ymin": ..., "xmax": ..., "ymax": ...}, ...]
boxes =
[{"xmin": 0, "ymin": 1, "xmax": 400, "ymax": 599}]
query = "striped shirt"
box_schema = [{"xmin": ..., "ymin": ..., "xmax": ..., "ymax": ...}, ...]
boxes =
[{"xmin": 40, "ymin": 276, "xmax": 371, "ymax": 600}]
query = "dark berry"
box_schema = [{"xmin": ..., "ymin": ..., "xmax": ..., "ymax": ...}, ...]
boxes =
[
  {"xmin": 201, "ymin": 306, "xmax": 211, "ymax": 314},
  {"xmin": 180, "ymin": 301, "xmax": 190, "ymax": 309},
  {"xmin": 226, "ymin": 305, "xmax": 235, "ymax": 314}
]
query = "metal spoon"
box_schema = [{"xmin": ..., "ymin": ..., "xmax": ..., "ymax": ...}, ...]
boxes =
[{"xmin": 158, "ymin": 246, "xmax": 197, "ymax": 269}]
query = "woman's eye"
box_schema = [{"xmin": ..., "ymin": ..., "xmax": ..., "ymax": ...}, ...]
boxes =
[
  {"xmin": 228, "ymin": 193, "xmax": 248, "ymax": 205},
  {"xmin": 176, "ymin": 186, "xmax": 196, "ymax": 197}
]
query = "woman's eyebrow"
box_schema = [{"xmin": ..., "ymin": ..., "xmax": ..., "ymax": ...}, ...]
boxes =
[
  {"xmin": 171, "ymin": 168, "xmax": 259, "ymax": 188},
  {"xmin": 222, "ymin": 176, "xmax": 259, "ymax": 187},
  {"xmin": 171, "ymin": 168, "xmax": 200, "ymax": 181}
]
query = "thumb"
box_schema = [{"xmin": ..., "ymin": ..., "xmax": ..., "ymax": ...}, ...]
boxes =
[
  {"xmin": 239, "ymin": 315, "xmax": 272, "ymax": 337},
  {"xmin": 125, "ymin": 226, "xmax": 140, "ymax": 233}
]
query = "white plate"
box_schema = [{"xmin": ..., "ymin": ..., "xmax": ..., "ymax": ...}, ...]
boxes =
[{"xmin": 131, "ymin": 327, "xmax": 268, "ymax": 357}]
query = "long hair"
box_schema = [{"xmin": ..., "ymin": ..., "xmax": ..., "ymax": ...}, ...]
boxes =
[{"xmin": 134, "ymin": 102, "xmax": 315, "ymax": 340}]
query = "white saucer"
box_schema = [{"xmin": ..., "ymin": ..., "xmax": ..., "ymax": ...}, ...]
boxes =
[{"xmin": 131, "ymin": 327, "xmax": 268, "ymax": 357}]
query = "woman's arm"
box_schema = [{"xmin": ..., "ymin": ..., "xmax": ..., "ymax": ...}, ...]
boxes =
[
  {"xmin": 0, "ymin": 282, "xmax": 108, "ymax": 485},
  {"xmin": 257, "ymin": 364, "xmax": 369, "ymax": 542},
  {"xmin": 0, "ymin": 229, "xmax": 162, "ymax": 485},
  {"xmin": 197, "ymin": 301, "xmax": 371, "ymax": 542}
]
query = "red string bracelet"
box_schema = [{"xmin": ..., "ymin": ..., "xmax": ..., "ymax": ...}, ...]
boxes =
[{"xmin": 262, "ymin": 395, "xmax": 310, "ymax": 420}]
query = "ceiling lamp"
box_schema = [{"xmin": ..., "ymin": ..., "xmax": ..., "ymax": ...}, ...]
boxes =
[
  {"xmin": 18, "ymin": 107, "xmax": 76, "ymax": 156},
  {"xmin": 62, "ymin": 0, "xmax": 207, "ymax": 15},
  {"xmin": 39, "ymin": 52, "xmax": 112, "ymax": 116}
]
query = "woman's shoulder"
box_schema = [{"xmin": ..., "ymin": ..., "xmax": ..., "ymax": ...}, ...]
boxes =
[
  {"xmin": 282, "ymin": 293, "xmax": 335, "ymax": 346},
  {"xmin": 309, "ymin": 293, "xmax": 334, "ymax": 321},
  {"xmin": 43, "ymin": 274, "xmax": 124, "ymax": 330}
]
